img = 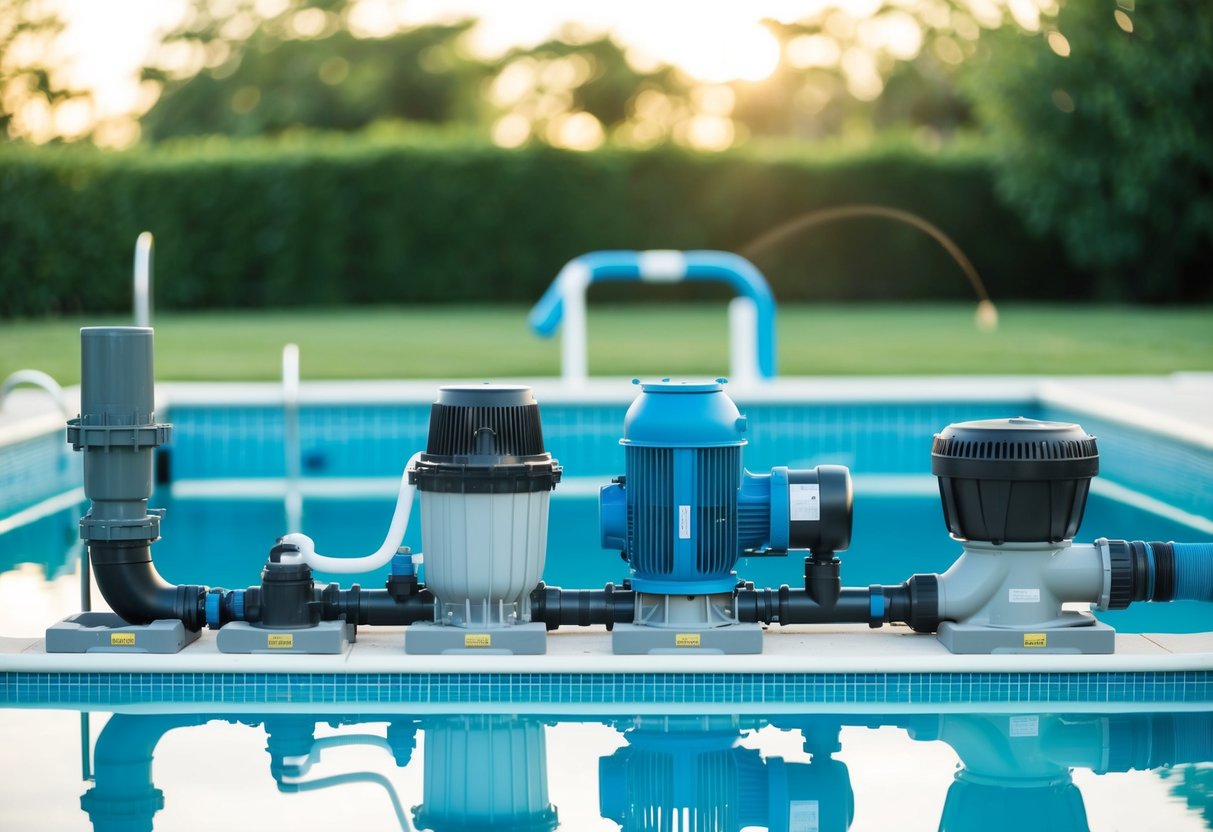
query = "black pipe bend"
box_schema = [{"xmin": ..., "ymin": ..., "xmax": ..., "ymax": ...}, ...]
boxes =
[{"xmin": 89, "ymin": 542, "xmax": 207, "ymax": 630}]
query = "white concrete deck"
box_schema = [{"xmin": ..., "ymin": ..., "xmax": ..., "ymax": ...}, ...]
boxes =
[{"xmin": 4, "ymin": 624, "xmax": 1213, "ymax": 676}]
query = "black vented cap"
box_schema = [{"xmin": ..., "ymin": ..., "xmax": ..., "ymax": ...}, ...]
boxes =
[
  {"xmin": 931, "ymin": 417, "xmax": 1098, "ymax": 544},
  {"xmin": 411, "ymin": 385, "xmax": 561, "ymax": 494}
]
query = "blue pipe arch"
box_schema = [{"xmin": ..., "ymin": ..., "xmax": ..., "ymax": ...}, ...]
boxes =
[{"xmin": 528, "ymin": 250, "xmax": 778, "ymax": 380}]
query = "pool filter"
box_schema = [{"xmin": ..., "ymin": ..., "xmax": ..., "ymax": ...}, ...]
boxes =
[
  {"xmin": 926, "ymin": 417, "xmax": 1184, "ymax": 653},
  {"xmin": 405, "ymin": 385, "xmax": 562, "ymax": 654},
  {"xmin": 598, "ymin": 379, "xmax": 852, "ymax": 654}
]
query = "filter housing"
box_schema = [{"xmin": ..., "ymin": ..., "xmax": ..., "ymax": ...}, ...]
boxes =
[
  {"xmin": 931, "ymin": 417, "xmax": 1098, "ymax": 544},
  {"xmin": 410, "ymin": 385, "xmax": 561, "ymax": 627}
]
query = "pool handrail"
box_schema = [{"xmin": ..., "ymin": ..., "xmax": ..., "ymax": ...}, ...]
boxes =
[
  {"xmin": 133, "ymin": 231, "xmax": 154, "ymax": 327},
  {"xmin": 528, "ymin": 250, "xmax": 778, "ymax": 386}
]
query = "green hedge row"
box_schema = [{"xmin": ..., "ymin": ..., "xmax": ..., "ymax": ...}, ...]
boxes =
[{"xmin": 0, "ymin": 135, "xmax": 1090, "ymax": 317}]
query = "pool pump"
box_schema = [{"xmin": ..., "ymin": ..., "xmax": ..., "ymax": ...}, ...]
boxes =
[
  {"xmin": 405, "ymin": 385, "xmax": 562, "ymax": 654},
  {"xmin": 597, "ymin": 379, "xmax": 852, "ymax": 654}
]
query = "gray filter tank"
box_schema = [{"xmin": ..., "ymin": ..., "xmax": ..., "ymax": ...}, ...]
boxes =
[{"xmin": 406, "ymin": 386, "xmax": 561, "ymax": 654}]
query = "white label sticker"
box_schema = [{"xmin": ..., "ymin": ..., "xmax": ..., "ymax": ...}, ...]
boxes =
[
  {"xmin": 789, "ymin": 799, "xmax": 820, "ymax": 832},
  {"xmin": 789, "ymin": 483, "xmax": 821, "ymax": 522},
  {"xmin": 678, "ymin": 505, "xmax": 691, "ymax": 539},
  {"xmin": 1009, "ymin": 588, "xmax": 1041, "ymax": 604},
  {"xmin": 1009, "ymin": 715, "xmax": 1039, "ymax": 737}
]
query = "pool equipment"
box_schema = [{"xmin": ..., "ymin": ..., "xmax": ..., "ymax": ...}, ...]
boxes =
[
  {"xmin": 596, "ymin": 378, "xmax": 853, "ymax": 654},
  {"xmin": 62, "ymin": 328, "xmax": 207, "ymax": 638},
  {"xmin": 404, "ymin": 384, "xmax": 562, "ymax": 654},
  {"xmin": 55, "ymin": 326, "xmax": 1213, "ymax": 658},
  {"xmin": 923, "ymin": 417, "xmax": 1213, "ymax": 653}
]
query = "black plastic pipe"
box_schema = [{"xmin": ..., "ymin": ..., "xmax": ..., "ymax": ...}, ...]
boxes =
[
  {"xmin": 529, "ymin": 582, "xmax": 635, "ymax": 630},
  {"xmin": 90, "ymin": 542, "xmax": 208, "ymax": 630}
]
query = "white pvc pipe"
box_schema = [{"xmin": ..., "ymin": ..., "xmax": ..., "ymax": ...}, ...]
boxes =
[
  {"xmin": 560, "ymin": 262, "xmax": 590, "ymax": 387},
  {"xmin": 279, "ymin": 451, "xmax": 423, "ymax": 574},
  {"xmin": 282, "ymin": 343, "xmax": 302, "ymax": 533},
  {"xmin": 133, "ymin": 232, "xmax": 154, "ymax": 328},
  {"xmin": 728, "ymin": 297, "xmax": 759, "ymax": 387}
]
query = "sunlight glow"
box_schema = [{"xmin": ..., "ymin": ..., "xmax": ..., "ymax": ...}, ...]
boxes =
[{"xmin": 661, "ymin": 21, "xmax": 781, "ymax": 83}]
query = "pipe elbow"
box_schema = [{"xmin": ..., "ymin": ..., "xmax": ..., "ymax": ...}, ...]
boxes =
[{"xmin": 89, "ymin": 543, "xmax": 206, "ymax": 630}]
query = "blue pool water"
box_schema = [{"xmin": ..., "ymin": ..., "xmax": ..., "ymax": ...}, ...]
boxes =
[{"xmin": 3, "ymin": 707, "xmax": 1213, "ymax": 830}]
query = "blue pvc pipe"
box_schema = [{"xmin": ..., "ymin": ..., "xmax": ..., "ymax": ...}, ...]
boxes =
[
  {"xmin": 528, "ymin": 250, "xmax": 778, "ymax": 379},
  {"xmin": 1173, "ymin": 543, "xmax": 1213, "ymax": 601}
]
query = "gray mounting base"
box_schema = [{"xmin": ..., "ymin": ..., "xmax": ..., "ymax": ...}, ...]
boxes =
[
  {"xmin": 611, "ymin": 622, "xmax": 764, "ymax": 655},
  {"xmin": 216, "ymin": 620, "xmax": 354, "ymax": 655},
  {"xmin": 405, "ymin": 621, "xmax": 548, "ymax": 655},
  {"xmin": 45, "ymin": 612, "xmax": 200, "ymax": 654},
  {"xmin": 937, "ymin": 616, "xmax": 1115, "ymax": 655}
]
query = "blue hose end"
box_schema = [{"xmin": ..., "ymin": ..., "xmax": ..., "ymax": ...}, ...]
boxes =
[{"xmin": 231, "ymin": 589, "xmax": 245, "ymax": 621}]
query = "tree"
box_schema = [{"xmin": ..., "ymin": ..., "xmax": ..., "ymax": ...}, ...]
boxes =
[
  {"xmin": 965, "ymin": 0, "xmax": 1213, "ymax": 301},
  {"xmin": 141, "ymin": 1, "xmax": 493, "ymax": 141},
  {"xmin": 0, "ymin": 0, "xmax": 85, "ymax": 141}
]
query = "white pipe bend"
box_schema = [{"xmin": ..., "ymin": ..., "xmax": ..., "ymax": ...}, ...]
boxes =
[{"xmin": 279, "ymin": 451, "xmax": 423, "ymax": 574}]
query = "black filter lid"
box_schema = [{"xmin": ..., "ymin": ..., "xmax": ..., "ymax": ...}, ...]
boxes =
[
  {"xmin": 411, "ymin": 384, "xmax": 561, "ymax": 494},
  {"xmin": 931, "ymin": 417, "xmax": 1098, "ymax": 544}
]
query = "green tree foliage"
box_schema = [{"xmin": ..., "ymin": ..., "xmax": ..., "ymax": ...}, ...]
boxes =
[
  {"xmin": 142, "ymin": 10, "xmax": 492, "ymax": 141},
  {"xmin": 0, "ymin": 0, "xmax": 83, "ymax": 141},
  {"xmin": 965, "ymin": 0, "xmax": 1213, "ymax": 301},
  {"xmin": 0, "ymin": 136, "xmax": 1081, "ymax": 317}
]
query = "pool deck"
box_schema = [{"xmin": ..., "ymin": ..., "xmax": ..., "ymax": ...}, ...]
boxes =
[
  {"xmin": 5, "ymin": 624, "xmax": 1213, "ymax": 675},
  {"xmin": 3, "ymin": 372, "xmax": 1212, "ymax": 446}
]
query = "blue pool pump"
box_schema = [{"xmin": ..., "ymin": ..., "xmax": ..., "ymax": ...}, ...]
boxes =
[
  {"xmin": 599, "ymin": 380, "xmax": 849, "ymax": 596},
  {"xmin": 599, "ymin": 379, "xmax": 853, "ymax": 595},
  {"xmin": 594, "ymin": 380, "xmax": 853, "ymax": 654}
]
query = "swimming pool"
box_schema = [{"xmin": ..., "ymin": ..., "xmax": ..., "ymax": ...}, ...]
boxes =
[{"xmin": 2, "ymin": 378, "xmax": 1212, "ymax": 829}]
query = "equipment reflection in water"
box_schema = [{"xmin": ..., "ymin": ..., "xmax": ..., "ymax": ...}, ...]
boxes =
[{"xmin": 77, "ymin": 710, "xmax": 1213, "ymax": 832}]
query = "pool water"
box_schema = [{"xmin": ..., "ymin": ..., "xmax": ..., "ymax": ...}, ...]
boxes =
[{"xmin": 3, "ymin": 706, "xmax": 1212, "ymax": 831}]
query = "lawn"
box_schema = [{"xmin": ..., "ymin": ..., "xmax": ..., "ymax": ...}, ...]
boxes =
[{"xmin": 2, "ymin": 303, "xmax": 1211, "ymax": 384}]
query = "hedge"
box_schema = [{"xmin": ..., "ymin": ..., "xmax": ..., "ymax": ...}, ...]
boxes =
[{"xmin": 0, "ymin": 134, "xmax": 1090, "ymax": 317}]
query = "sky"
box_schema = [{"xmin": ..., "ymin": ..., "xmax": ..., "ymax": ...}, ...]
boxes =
[{"xmin": 50, "ymin": 0, "xmax": 879, "ymax": 125}]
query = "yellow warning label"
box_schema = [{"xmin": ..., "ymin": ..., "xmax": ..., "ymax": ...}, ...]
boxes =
[
  {"xmin": 110, "ymin": 633, "xmax": 136, "ymax": 646},
  {"xmin": 1023, "ymin": 633, "xmax": 1048, "ymax": 648},
  {"xmin": 674, "ymin": 633, "xmax": 702, "ymax": 648},
  {"xmin": 464, "ymin": 633, "xmax": 492, "ymax": 648},
  {"xmin": 267, "ymin": 634, "xmax": 294, "ymax": 649}
]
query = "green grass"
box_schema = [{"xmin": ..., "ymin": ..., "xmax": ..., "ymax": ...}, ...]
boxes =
[{"xmin": 2, "ymin": 304, "xmax": 1211, "ymax": 384}]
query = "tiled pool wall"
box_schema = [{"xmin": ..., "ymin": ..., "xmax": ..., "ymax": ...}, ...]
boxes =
[
  {"xmin": 1041, "ymin": 406, "xmax": 1213, "ymax": 519},
  {"xmin": 0, "ymin": 430, "xmax": 79, "ymax": 517},
  {"xmin": 2, "ymin": 394, "xmax": 1208, "ymax": 524},
  {"xmin": 162, "ymin": 399, "xmax": 1037, "ymax": 480},
  {"xmin": 5, "ymin": 670, "xmax": 1213, "ymax": 708},
  {"xmin": 146, "ymin": 398, "xmax": 1213, "ymax": 516}
]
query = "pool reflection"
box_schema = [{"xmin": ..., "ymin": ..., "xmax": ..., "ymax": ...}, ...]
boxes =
[{"xmin": 76, "ymin": 709, "xmax": 1213, "ymax": 831}]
